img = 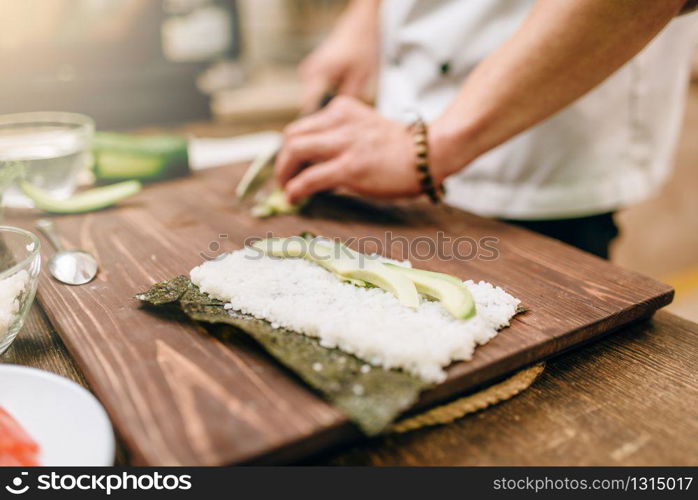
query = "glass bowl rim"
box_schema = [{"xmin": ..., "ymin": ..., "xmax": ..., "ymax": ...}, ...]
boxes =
[
  {"xmin": 0, "ymin": 226, "xmax": 41, "ymax": 281},
  {"xmin": 0, "ymin": 111, "xmax": 95, "ymax": 134}
]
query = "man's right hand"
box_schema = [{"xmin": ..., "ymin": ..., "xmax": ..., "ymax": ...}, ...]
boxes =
[{"xmin": 298, "ymin": 0, "xmax": 381, "ymax": 113}]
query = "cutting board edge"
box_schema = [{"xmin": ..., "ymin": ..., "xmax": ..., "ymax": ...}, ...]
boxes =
[
  {"xmin": 11, "ymin": 163, "xmax": 682, "ymax": 466},
  {"xmin": 216, "ymin": 284, "xmax": 676, "ymax": 465}
]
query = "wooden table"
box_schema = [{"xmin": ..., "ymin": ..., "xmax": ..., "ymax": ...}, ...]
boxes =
[{"xmin": 4, "ymin": 302, "xmax": 697, "ymax": 465}]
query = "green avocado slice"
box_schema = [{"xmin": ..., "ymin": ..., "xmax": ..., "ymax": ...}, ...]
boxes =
[
  {"xmin": 20, "ymin": 180, "xmax": 142, "ymax": 214},
  {"xmin": 251, "ymin": 237, "xmax": 420, "ymax": 308},
  {"xmin": 384, "ymin": 263, "xmax": 476, "ymax": 320}
]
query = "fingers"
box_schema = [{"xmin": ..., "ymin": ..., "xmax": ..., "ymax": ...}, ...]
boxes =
[
  {"xmin": 283, "ymin": 106, "xmax": 344, "ymax": 139},
  {"xmin": 284, "ymin": 158, "xmax": 346, "ymax": 203},
  {"xmin": 276, "ymin": 96, "xmax": 369, "ymax": 190},
  {"xmin": 337, "ymin": 73, "xmax": 367, "ymax": 100},
  {"xmin": 298, "ymin": 52, "xmax": 333, "ymax": 114},
  {"xmin": 285, "ymin": 95, "xmax": 367, "ymax": 137},
  {"xmin": 300, "ymin": 77, "xmax": 332, "ymax": 115},
  {"xmin": 274, "ymin": 132, "xmax": 346, "ymax": 186}
]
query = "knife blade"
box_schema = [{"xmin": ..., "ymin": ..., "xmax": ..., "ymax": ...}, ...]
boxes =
[
  {"xmin": 235, "ymin": 140, "xmax": 279, "ymax": 200},
  {"xmin": 235, "ymin": 91, "xmax": 336, "ymax": 200}
]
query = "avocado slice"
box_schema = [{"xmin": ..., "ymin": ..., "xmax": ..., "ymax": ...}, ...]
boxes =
[
  {"xmin": 384, "ymin": 263, "xmax": 475, "ymax": 320},
  {"xmin": 252, "ymin": 237, "xmax": 420, "ymax": 308},
  {"xmin": 20, "ymin": 180, "xmax": 142, "ymax": 214},
  {"xmin": 252, "ymin": 236, "xmax": 307, "ymax": 258},
  {"xmin": 253, "ymin": 237, "xmax": 367, "ymax": 286}
]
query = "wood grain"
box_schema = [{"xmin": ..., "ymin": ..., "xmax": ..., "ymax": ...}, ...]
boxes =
[
  {"xmin": 5, "ymin": 307, "xmax": 696, "ymax": 465},
  {"xmin": 4, "ymin": 164, "xmax": 674, "ymax": 465},
  {"xmin": 324, "ymin": 311, "xmax": 698, "ymax": 466},
  {"xmin": 2, "ymin": 305, "xmax": 86, "ymax": 387},
  {"xmin": 0, "ymin": 305, "xmax": 131, "ymax": 464}
]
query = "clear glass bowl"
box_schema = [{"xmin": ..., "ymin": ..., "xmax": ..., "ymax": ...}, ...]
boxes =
[
  {"xmin": 0, "ymin": 112, "xmax": 94, "ymax": 208},
  {"xmin": 0, "ymin": 226, "xmax": 41, "ymax": 354}
]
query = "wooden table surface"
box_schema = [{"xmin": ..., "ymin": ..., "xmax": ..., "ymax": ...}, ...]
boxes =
[
  {"xmin": 4, "ymin": 304, "xmax": 697, "ymax": 465},
  {"xmin": 2, "ymin": 163, "xmax": 676, "ymax": 465}
]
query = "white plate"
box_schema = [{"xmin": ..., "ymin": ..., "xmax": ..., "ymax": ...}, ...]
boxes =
[{"xmin": 0, "ymin": 365, "xmax": 114, "ymax": 466}]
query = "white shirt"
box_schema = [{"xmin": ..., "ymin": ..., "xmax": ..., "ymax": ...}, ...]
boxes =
[{"xmin": 378, "ymin": 0, "xmax": 698, "ymax": 219}]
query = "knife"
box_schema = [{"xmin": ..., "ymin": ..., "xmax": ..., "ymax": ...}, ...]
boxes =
[{"xmin": 235, "ymin": 91, "xmax": 335, "ymax": 200}]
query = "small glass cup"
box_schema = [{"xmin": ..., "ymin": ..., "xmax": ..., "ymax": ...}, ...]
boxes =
[
  {"xmin": 0, "ymin": 226, "xmax": 41, "ymax": 355},
  {"xmin": 0, "ymin": 112, "xmax": 94, "ymax": 208}
]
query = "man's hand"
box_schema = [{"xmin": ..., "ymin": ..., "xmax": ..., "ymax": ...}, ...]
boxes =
[
  {"xmin": 275, "ymin": 97, "xmax": 422, "ymax": 203},
  {"xmin": 285, "ymin": 0, "xmax": 688, "ymax": 203},
  {"xmin": 298, "ymin": 0, "xmax": 380, "ymax": 112}
]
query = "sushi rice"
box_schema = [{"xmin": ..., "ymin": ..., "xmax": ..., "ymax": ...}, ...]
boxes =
[
  {"xmin": 191, "ymin": 248, "xmax": 520, "ymax": 383},
  {"xmin": 0, "ymin": 270, "xmax": 28, "ymax": 338}
]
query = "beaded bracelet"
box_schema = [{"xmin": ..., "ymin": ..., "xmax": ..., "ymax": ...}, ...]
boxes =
[{"xmin": 411, "ymin": 117, "xmax": 444, "ymax": 203}]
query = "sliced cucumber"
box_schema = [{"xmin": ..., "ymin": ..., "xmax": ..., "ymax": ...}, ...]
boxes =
[
  {"xmin": 96, "ymin": 152, "xmax": 163, "ymax": 179},
  {"xmin": 0, "ymin": 162, "xmax": 23, "ymax": 190},
  {"xmin": 252, "ymin": 237, "xmax": 419, "ymax": 308},
  {"xmin": 20, "ymin": 180, "xmax": 142, "ymax": 214},
  {"xmin": 251, "ymin": 188, "xmax": 302, "ymax": 218},
  {"xmin": 384, "ymin": 263, "xmax": 475, "ymax": 319},
  {"xmin": 93, "ymin": 132, "xmax": 189, "ymax": 183}
]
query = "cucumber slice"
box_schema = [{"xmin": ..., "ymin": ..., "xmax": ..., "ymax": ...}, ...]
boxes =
[
  {"xmin": 384, "ymin": 263, "xmax": 475, "ymax": 319},
  {"xmin": 95, "ymin": 152, "xmax": 163, "ymax": 179},
  {"xmin": 251, "ymin": 188, "xmax": 302, "ymax": 218},
  {"xmin": 252, "ymin": 237, "xmax": 420, "ymax": 308},
  {"xmin": 93, "ymin": 132, "xmax": 189, "ymax": 183},
  {"xmin": 20, "ymin": 180, "xmax": 142, "ymax": 214},
  {"xmin": 94, "ymin": 132, "xmax": 187, "ymax": 153}
]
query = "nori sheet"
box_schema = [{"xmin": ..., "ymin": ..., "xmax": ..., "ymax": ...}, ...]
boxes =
[{"xmin": 136, "ymin": 276, "xmax": 432, "ymax": 435}]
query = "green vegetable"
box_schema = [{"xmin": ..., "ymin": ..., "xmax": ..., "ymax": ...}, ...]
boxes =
[
  {"xmin": 252, "ymin": 235, "xmax": 476, "ymax": 319},
  {"xmin": 253, "ymin": 236, "xmax": 477, "ymax": 318},
  {"xmin": 252, "ymin": 236, "xmax": 420, "ymax": 308},
  {"xmin": 20, "ymin": 180, "xmax": 142, "ymax": 214},
  {"xmin": 93, "ymin": 132, "xmax": 189, "ymax": 183},
  {"xmin": 0, "ymin": 162, "xmax": 24, "ymax": 190},
  {"xmin": 136, "ymin": 276, "xmax": 430, "ymax": 435},
  {"xmin": 251, "ymin": 188, "xmax": 302, "ymax": 218},
  {"xmin": 235, "ymin": 146, "xmax": 276, "ymax": 200},
  {"xmin": 384, "ymin": 263, "xmax": 476, "ymax": 319}
]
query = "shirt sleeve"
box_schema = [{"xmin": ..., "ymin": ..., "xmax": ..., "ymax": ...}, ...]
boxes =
[{"xmin": 680, "ymin": 0, "xmax": 698, "ymax": 15}]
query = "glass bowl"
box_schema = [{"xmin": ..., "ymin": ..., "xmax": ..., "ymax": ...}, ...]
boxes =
[
  {"xmin": 0, "ymin": 226, "xmax": 40, "ymax": 354},
  {"xmin": 0, "ymin": 112, "xmax": 94, "ymax": 208}
]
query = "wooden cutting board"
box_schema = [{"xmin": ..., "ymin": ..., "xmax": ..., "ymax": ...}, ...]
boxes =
[{"xmin": 6, "ymin": 164, "xmax": 673, "ymax": 465}]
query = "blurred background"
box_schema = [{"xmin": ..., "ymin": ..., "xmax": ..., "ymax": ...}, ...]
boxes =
[
  {"xmin": 1, "ymin": 0, "xmax": 697, "ymax": 320},
  {"xmin": 0, "ymin": 0, "xmax": 344, "ymax": 128}
]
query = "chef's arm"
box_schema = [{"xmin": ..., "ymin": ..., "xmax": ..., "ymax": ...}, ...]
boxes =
[
  {"xmin": 430, "ymin": 0, "xmax": 688, "ymax": 183},
  {"xmin": 298, "ymin": 0, "xmax": 381, "ymax": 112}
]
